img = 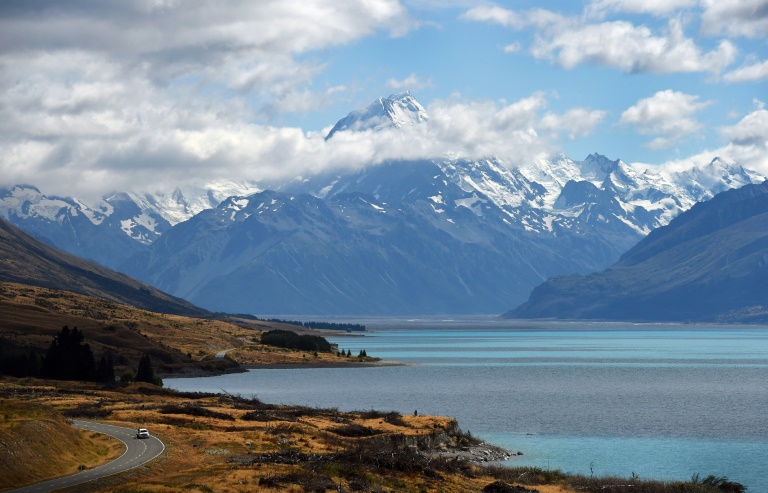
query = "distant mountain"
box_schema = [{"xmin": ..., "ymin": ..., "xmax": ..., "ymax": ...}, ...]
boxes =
[
  {"xmin": 0, "ymin": 217, "xmax": 207, "ymax": 316},
  {"xmin": 3, "ymin": 92, "xmax": 765, "ymax": 315},
  {"xmin": 0, "ymin": 181, "xmax": 260, "ymax": 268},
  {"xmin": 506, "ymin": 181, "xmax": 768, "ymax": 323},
  {"xmin": 121, "ymin": 165, "xmax": 621, "ymax": 314}
]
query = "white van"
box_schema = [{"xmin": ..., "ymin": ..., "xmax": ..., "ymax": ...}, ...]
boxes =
[{"xmin": 136, "ymin": 428, "xmax": 149, "ymax": 439}]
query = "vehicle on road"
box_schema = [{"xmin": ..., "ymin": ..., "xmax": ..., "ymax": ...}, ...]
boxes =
[{"xmin": 136, "ymin": 428, "xmax": 149, "ymax": 439}]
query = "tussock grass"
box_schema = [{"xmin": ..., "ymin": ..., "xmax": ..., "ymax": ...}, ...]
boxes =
[{"xmin": 159, "ymin": 402, "xmax": 235, "ymax": 421}]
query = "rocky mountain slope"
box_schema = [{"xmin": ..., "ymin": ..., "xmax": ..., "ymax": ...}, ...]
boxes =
[
  {"xmin": 0, "ymin": 181, "xmax": 259, "ymax": 268},
  {"xmin": 506, "ymin": 181, "xmax": 768, "ymax": 322},
  {"xmin": 122, "ymin": 161, "xmax": 633, "ymax": 314}
]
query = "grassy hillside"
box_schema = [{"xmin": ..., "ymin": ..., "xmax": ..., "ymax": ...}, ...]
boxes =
[
  {"xmin": 0, "ymin": 218, "xmax": 206, "ymax": 316},
  {"xmin": 0, "ymin": 282, "xmax": 377, "ymax": 375},
  {"xmin": 0, "ymin": 398, "xmax": 123, "ymax": 489}
]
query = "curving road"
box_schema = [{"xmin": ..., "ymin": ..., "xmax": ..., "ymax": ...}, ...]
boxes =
[{"xmin": 6, "ymin": 421, "xmax": 165, "ymax": 493}]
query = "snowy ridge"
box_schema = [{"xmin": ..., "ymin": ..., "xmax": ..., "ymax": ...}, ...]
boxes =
[{"xmin": 325, "ymin": 91, "xmax": 428, "ymax": 140}]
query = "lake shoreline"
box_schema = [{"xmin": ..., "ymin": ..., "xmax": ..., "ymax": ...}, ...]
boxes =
[{"xmin": 160, "ymin": 358, "xmax": 411, "ymax": 378}]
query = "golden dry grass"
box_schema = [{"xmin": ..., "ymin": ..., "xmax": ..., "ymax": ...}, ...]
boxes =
[
  {"xmin": 0, "ymin": 282, "xmax": 373, "ymax": 374},
  {"xmin": 0, "ymin": 378, "xmax": 571, "ymax": 493},
  {"xmin": 0, "ymin": 397, "xmax": 124, "ymax": 490}
]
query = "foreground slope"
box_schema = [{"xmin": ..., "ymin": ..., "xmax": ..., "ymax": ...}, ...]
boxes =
[
  {"xmin": 507, "ymin": 181, "xmax": 768, "ymax": 322},
  {"xmin": 0, "ymin": 218, "xmax": 206, "ymax": 316}
]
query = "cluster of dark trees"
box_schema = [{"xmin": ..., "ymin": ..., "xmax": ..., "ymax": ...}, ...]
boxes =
[
  {"xmin": 214, "ymin": 313, "xmax": 365, "ymax": 332},
  {"xmin": 0, "ymin": 344, "xmax": 43, "ymax": 378},
  {"xmin": 335, "ymin": 348, "xmax": 367, "ymax": 357},
  {"xmin": 259, "ymin": 329, "xmax": 332, "ymax": 352},
  {"xmin": 40, "ymin": 326, "xmax": 114, "ymax": 381},
  {"xmin": 264, "ymin": 318, "xmax": 366, "ymax": 332},
  {"xmin": 0, "ymin": 326, "xmax": 160, "ymax": 385}
]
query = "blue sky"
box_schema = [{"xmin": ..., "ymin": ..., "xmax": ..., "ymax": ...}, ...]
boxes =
[{"xmin": 0, "ymin": 1, "xmax": 765, "ymax": 198}]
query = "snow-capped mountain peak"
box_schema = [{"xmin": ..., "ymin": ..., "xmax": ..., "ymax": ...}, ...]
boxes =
[{"xmin": 325, "ymin": 90, "xmax": 428, "ymax": 140}]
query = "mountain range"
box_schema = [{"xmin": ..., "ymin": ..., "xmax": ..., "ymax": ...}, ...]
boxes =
[
  {"xmin": 2, "ymin": 91, "xmax": 764, "ymax": 315},
  {"xmin": 507, "ymin": 181, "xmax": 768, "ymax": 322}
]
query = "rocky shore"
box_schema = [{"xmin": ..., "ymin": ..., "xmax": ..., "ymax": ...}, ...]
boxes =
[{"xmin": 429, "ymin": 441, "xmax": 515, "ymax": 463}]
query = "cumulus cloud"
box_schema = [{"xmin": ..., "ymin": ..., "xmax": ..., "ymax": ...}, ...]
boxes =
[
  {"xmin": 648, "ymin": 107, "xmax": 768, "ymax": 174},
  {"xmin": 586, "ymin": 0, "xmax": 698, "ymax": 17},
  {"xmin": 387, "ymin": 73, "xmax": 434, "ymax": 90},
  {"xmin": 540, "ymin": 108, "xmax": 609, "ymax": 140},
  {"xmin": 620, "ymin": 90, "xmax": 713, "ymax": 149},
  {"xmin": 462, "ymin": 6, "xmax": 566, "ymax": 30},
  {"xmin": 0, "ymin": 0, "xmax": 418, "ymax": 198},
  {"xmin": 720, "ymin": 107, "xmax": 768, "ymax": 148},
  {"xmin": 461, "ymin": 5, "xmax": 527, "ymax": 28},
  {"xmin": 463, "ymin": 5, "xmax": 738, "ymax": 75},
  {"xmin": 0, "ymin": 86, "xmax": 607, "ymax": 198},
  {"xmin": 724, "ymin": 59, "xmax": 768, "ymax": 83},
  {"xmin": 532, "ymin": 17, "xmax": 737, "ymax": 74},
  {"xmin": 700, "ymin": 0, "xmax": 768, "ymax": 39},
  {"xmin": 0, "ymin": 1, "xmax": 411, "ymax": 103}
]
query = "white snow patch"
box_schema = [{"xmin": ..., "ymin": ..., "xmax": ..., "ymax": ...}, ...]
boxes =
[
  {"xmin": 119, "ymin": 219, "xmax": 133, "ymax": 236},
  {"xmin": 231, "ymin": 198, "xmax": 249, "ymax": 209},
  {"xmin": 542, "ymin": 215, "xmax": 555, "ymax": 232},
  {"xmin": 454, "ymin": 194, "xmax": 486, "ymax": 217}
]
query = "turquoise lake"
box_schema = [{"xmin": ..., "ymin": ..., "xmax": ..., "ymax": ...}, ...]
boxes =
[{"xmin": 165, "ymin": 321, "xmax": 768, "ymax": 491}]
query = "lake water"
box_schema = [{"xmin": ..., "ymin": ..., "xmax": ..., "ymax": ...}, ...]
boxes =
[{"xmin": 165, "ymin": 321, "xmax": 768, "ymax": 491}]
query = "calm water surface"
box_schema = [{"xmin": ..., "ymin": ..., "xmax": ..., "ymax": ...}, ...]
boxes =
[{"xmin": 166, "ymin": 321, "xmax": 768, "ymax": 491}]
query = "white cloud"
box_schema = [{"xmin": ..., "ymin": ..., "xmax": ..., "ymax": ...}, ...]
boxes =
[
  {"xmin": 724, "ymin": 59, "xmax": 768, "ymax": 83},
  {"xmin": 647, "ymin": 108, "xmax": 768, "ymax": 174},
  {"xmin": 0, "ymin": 1, "xmax": 419, "ymax": 198},
  {"xmin": 720, "ymin": 107, "xmax": 768, "ymax": 148},
  {"xmin": 462, "ymin": 6, "xmax": 567, "ymax": 31},
  {"xmin": 461, "ymin": 5, "xmax": 527, "ymax": 28},
  {"xmin": 540, "ymin": 108, "xmax": 609, "ymax": 140},
  {"xmin": 531, "ymin": 17, "xmax": 737, "ymax": 74},
  {"xmin": 620, "ymin": 90, "xmax": 713, "ymax": 149},
  {"xmin": 464, "ymin": 6, "xmax": 737, "ymax": 75},
  {"xmin": 503, "ymin": 42, "xmax": 522, "ymax": 53},
  {"xmin": 0, "ymin": 1, "xmax": 412, "ymax": 114},
  {"xmin": 701, "ymin": 0, "xmax": 768, "ymax": 39},
  {"xmin": 586, "ymin": 0, "xmax": 698, "ymax": 17},
  {"xmin": 0, "ymin": 88, "xmax": 607, "ymax": 198},
  {"xmin": 387, "ymin": 73, "xmax": 434, "ymax": 90}
]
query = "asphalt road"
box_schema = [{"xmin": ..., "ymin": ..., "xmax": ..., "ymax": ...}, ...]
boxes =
[{"xmin": 6, "ymin": 420, "xmax": 165, "ymax": 493}]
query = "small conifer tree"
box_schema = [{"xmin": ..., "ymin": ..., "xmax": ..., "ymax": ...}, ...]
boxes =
[{"xmin": 135, "ymin": 354, "xmax": 162, "ymax": 386}]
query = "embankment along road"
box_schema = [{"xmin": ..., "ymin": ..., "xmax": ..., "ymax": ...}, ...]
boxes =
[{"xmin": 6, "ymin": 420, "xmax": 164, "ymax": 493}]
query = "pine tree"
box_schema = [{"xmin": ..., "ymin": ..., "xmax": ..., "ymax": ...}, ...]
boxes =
[
  {"xmin": 96, "ymin": 353, "xmax": 116, "ymax": 383},
  {"xmin": 135, "ymin": 354, "xmax": 162, "ymax": 386},
  {"xmin": 42, "ymin": 326, "xmax": 95, "ymax": 381}
]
